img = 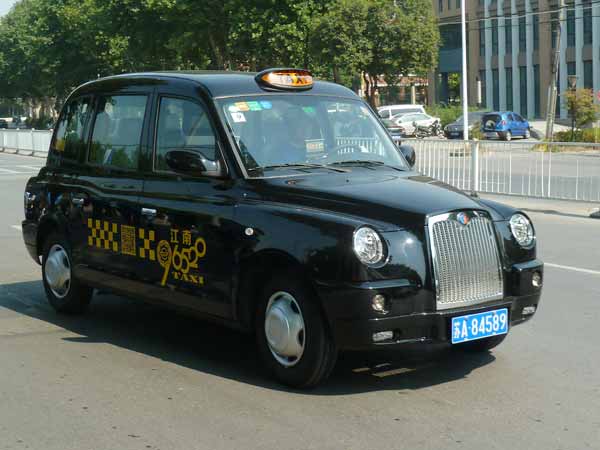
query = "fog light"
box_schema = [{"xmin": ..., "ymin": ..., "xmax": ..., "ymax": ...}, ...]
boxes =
[
  {"xmin": 372, "ymin": 294, "xmax": 389, "ymax": 314},
  {"xmin": 523, "ymin": 306, "xmax": 536, "ymax": 316},
  {"xmin": 532, "ymin": 271, "xmax": 542, "ymax": 288},
  {"xmin": 372, "ymin": 331, "xmax": 394, "ymax": 342}
]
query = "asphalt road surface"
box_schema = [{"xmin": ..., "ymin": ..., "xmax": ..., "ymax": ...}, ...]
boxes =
[{"xmin": 1, "ymin": 152, "xmax": 599, "ymax": 450}]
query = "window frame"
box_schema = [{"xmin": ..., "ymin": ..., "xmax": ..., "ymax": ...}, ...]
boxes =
[
  {"xmin": 85, "ymin": 92, "xmax": 151, "ymax": 173},
  {"xmin": 151, "ymin": 94, "xmax": 228, "ymax": 178},
  {"xmin": 49, "ymin": 95, "xmax": 94, "ymax": 165}
]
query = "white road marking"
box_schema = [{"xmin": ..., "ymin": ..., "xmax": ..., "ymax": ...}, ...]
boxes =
[
  {"xmin": 0, "ymin": 167, "xmax": 19, "ymax": 174},
  {"xmin": 16, "ymin": 165, "xmax": 42, "ymax": 171},
  {"xmin": 545, "ymin": 262, "xmax": 600, "ymax": 276},
  {"xmin": 10, "ymin": 225, "xmax": 22, "ymax": 231}
]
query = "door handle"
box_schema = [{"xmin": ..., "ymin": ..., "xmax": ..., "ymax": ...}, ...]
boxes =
[{"xmin": 141, "ymin": 207, "xmax": 157, "ymax": 218}]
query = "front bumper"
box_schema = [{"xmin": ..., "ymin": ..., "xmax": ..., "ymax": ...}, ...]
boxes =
[{"xmin": 320, "ymin": 260, "xmax": 543, "ymax": 350}]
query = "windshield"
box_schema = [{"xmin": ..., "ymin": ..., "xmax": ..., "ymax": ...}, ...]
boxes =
[{"xmin": 218, "ymin": 95, "xmax": 407, "ymax": 177}]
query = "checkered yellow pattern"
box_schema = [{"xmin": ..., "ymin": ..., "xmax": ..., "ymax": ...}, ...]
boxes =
[
  {"xmin": 87, "ymin": 218, "xmax": 119, "ymax": 252},
  {"xmin": 138, "ymin": 228, "xmax": 156, "ymax": 261}
]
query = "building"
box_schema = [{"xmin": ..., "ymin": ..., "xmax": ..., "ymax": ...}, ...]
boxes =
[{"xmin": 429, "ymin": 0, "xmax": 600, "ymax": 119}]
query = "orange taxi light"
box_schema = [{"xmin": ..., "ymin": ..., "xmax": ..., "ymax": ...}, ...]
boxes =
[{"xmin": 256, "ymin": 68, "xmax": 313, "ymax": 90}]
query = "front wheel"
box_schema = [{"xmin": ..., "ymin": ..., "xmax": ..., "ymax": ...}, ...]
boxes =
[
  {"xmin": 456, "ymin": 334, "xmax": 507, "ymax": 353},
  {"xmin": 42, "ymin": 232, "xmax": 93, "ymax": 314},
  {"xmin": 255, "ymin": 274, "xmax": 337, "ymax": 388},
  {"xmin": 503, "ymin": 130, "xmax": 512, "ymax": 141}
]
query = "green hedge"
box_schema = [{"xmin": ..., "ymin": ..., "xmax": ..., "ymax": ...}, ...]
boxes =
[{"xmin": 554, "ymin": 128, "xmax": 600, "ymax": 143}]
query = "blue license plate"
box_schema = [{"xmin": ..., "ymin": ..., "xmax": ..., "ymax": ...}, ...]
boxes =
[{"xmin": 451, "ymin": 308, "xmax": 509, "ymax": 344}]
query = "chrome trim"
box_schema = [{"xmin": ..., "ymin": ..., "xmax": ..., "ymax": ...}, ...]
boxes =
[{"xmin": 428, "ymin": 211, "xmax": 504, "ymax": 311}]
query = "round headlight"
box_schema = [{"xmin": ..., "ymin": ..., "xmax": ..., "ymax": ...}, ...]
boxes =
[
  {"xmin": 509, "ymin": 214, "xmax": 534, "ymax": 247},
  {"xmin": 353, "ymin": 227, "xmax": 384, "ymax": 265}
]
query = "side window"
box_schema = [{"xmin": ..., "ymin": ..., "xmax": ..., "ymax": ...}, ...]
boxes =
[
  {"xmin": 155, "ymin": 97, "xmax": 218, "ymax": 172},
  {"xmin": 508, "ymin": 114, "xmax": 514, "ymax": 121},
  {"xmin": 51, "ymin": 97, "xmax": 92, "ymax": 160},
  {"xmin": 89, "ymin": 95, "xmax": 147, "ymax": 170},
  {"xmin": 379, "ymin": 109, "xmax": 390, "ymax": 119}
]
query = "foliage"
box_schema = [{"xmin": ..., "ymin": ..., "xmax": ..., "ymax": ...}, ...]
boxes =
[
  {"xmin": 0, "ymin": 0, "xmax": 440, "ymax": 116},
  {"xmin": 554, "ymin": 128, "xmax": 600, "ymax": 143},
  {"xmin": 425, "ymin": 104, "xmax": 484, "ymax": 127},
  {"xmin": 563, "ymin": 88, "xmax": 600, "ymax": 131}
]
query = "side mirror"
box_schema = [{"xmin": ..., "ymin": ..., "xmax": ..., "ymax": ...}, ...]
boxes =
[
  {"xmin": 165, "ymin": 149, "xmax": 224, "ymax": 178},
  {"xmin": 398, "ymin": 145, "xmax": 416, "ymax": 168}
]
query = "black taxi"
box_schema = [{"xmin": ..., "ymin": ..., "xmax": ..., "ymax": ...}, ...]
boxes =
[{"xmin": 22, "ymin": 69, "xmax": 543, "ymax": 387}]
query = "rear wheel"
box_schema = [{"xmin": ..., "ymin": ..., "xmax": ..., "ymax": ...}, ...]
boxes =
[
  {"xmin": 456, "ymin": 334, "xmax": 507, "ymax": 353},
  {"xmin": 42, "ymin": 232, "xmax": 93, "ymax": 314},
  {"xmin": 524, "ymin": 128, "xmax": 531, "ymax": 139},
  {"xmin": 503, "ymin": 131, "xmax": 512, "ymax": 141},
  {"xmin": 255, "ymin": 274, "xmax": 337, "ymax": 388}
]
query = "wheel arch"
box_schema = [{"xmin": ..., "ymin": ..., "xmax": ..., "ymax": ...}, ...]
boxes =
[
  {"xmin": 36, "ymin": 215, "xmax": 67, "ymax": 257},
  {"xmin": 234, "ymin": 249, "xmax": 325, "ymax": 332}
]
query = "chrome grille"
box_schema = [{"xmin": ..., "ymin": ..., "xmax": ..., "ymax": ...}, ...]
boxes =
[{"xmin": 428, "ymin": 211, "xmax": 504, "ymax": 310}]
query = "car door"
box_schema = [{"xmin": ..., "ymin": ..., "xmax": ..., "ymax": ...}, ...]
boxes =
[
  {"xmin": 44, "ymin": 95, "xmax": 94, "ymax": 269},
  {"xmin": 139, "ymin": 93, "xmax": 237, "ymax": 319},
  {"xmin": 74, "ymin": 92, "xmax": 150, "ymax": 278},
  {"xmin": 512, "ymin": 113, "xmax": 523, "ymax": 135},
  {"xmin": 399, "ymin": 114, "xmax": 416, "ymax": 134}
]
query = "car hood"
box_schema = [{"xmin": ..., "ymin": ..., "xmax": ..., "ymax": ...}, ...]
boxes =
[{"xmin": 250, "ymin": 169, "xmax": 503, "ymax": 231}]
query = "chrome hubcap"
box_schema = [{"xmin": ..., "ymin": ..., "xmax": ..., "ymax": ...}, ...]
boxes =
[
  {"xmin": 44, "ymin": 244, "xmax": 71, "ymax": 298},
  {"xmin": 264, "ymin": 291, "xmax": 305, "ymax": 367}
]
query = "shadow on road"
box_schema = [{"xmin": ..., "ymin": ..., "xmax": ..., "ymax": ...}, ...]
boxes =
[{"xmin": 0, "ymin": 280, "xmax": 495, "ymax": 395}]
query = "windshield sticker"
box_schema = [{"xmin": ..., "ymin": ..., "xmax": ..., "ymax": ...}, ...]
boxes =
[
  {"xmin": 260, "ymin": 101, "xmax": 272, "ymax": 110},
  {"xmin": 306, "ymin": 139, "xmax": 325, "ymax": 153},
  {"xmin": 234, "ymin": 102, "xmax": 250, "ymax": 111},
  {"xmin": 247, "ymin": 101, "xmax": 262, "ymax": 111},
  {"xmin": 302, "ymin": 106, "xmax": 316, "ymax": 115},
  {"xmin": 231, "ymin": 112, "xmax": 246, "ymax": 123},
  {"xmin": 228, "ymin": 105, "xmax": 240, "ymax": 113}
]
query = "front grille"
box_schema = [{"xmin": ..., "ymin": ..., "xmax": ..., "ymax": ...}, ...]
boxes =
[{"xmin": 428, "ymin": 211, "xmax": 504, "ymax": 310}]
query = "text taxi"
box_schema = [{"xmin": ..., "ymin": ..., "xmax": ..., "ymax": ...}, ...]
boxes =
[{"xmin": 22, "ymin": 69, "xmax": 543, "ymax": 388}]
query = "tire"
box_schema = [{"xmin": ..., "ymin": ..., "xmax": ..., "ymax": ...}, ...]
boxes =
[
  {"xmin": 524, "ymin": 128, "xmax": 531, "ymax": 139},
  {"xmin": 503, "ymin": 131, "xmax": 512, "ymax": 141},
  {"xmin": 255, "ymin": 273, "xmax": 337, "ymax": 388},
  {"xmin": 42, "ymin": 232, "xmax": 93, "ymax": 314},
  {"xmin": 456, "ymin": 334, "xmax": 507, "ymax": 353}
]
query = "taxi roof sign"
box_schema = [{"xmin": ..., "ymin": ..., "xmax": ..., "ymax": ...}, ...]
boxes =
[{"xmin": 256, "ymin": 68, "xmax": 313, "ymax": 91}]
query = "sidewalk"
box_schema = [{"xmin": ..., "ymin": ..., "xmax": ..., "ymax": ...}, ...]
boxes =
[{"xmin": 478, "ymin": 193, "xmax": 600, "ymax": 219}]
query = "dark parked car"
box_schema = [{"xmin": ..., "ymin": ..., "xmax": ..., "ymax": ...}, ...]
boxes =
[
  {"xmin": 381, "ymin": 117, "xmax": 405, "ymax": 142},
  {"xmin": 22, "ymin": 69, "xmax": 543, "ymax": 388},
  {"xmin": 481, "ymin": 111, "xmax": 531, "ymax": 141},
  {"xmin": 0, "ymin": 119, "xmax": 8, "ymax": 129},
  {"xmin": 444, "ymin": 112, "xmax": 487, "ymax": 139}
]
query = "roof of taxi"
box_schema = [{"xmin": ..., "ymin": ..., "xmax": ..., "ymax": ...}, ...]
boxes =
[{"xmin": 74, "ymin": 71, "xmax": 358, "ymax": 99}]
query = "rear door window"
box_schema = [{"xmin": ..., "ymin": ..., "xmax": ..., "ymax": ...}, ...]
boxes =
[
  {"xmin": 50, "ymin": 97, "xmax": 92, "ymax": 162},
  {"xmin": 88, "ymin": 95, "xmax": 148, "ymax": 170}
]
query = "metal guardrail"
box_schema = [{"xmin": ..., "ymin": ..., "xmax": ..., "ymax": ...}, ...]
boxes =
[
  {"xmin": 1, "ymin": 129, "xmax": 599, "ymax": 202},
  {"xmin": 406, "ymin": 138, "xmax": 600, "ymax": 202},
  {"xmin": 0, "ymin": 129, "xmax": 52, "ymax": 157}
]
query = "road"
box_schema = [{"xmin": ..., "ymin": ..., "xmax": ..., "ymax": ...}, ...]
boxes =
[{"xmin": 1, "ymin": 152, "xmax": 599, "ymax": 450}]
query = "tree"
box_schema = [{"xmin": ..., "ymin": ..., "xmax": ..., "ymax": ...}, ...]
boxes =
[
  {"xmin": 360, "ymin": 0, "xmax": 439, "ymax": 107},
  {"xmin": 563, "ymin": 88, "xmax": 600, "ymax": 137}
]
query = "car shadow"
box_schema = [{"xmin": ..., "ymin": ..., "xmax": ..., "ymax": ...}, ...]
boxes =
[{"xmin": 0, "ymin": 280, "xmax": 496, "ymax": 395}]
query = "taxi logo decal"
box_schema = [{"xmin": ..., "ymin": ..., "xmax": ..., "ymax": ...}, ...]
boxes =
[
  {"xmin": 86, "ymin": 220, "xmax": 207, "ymax": 287},
  {"xmin": 87, "ymin": 219, "xmax": 119, "ymax": 252}
]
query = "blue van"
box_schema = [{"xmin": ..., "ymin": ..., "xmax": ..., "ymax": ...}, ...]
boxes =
[{"xmin": 481, "ymin": 111, "xmax": 531, "ymax": 141}]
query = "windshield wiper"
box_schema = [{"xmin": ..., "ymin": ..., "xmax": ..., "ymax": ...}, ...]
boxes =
[
  {"xmin": 326, "ymin": 160, "xmax": 406, "ymax": 171},
  {"xmin": 249, "ymin": 163, "xmax": 348, "ymax": 173}
]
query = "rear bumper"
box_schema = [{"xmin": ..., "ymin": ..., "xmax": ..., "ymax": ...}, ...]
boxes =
[{"xmin": 320, "ymin": 260, "xmax": 543, "ymax": 350}]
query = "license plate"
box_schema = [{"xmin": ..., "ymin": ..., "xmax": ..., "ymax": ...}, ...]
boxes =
[{"xmin": 451, "ymin": 308, "xmax": 508, "ymax": 344}]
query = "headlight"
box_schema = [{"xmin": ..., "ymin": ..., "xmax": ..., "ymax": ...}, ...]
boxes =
[
  {"xmin": 353, "ymin": 227, "xmax": 384, "ymax": 265},
  {"xmin": 509, "ymin": 214, "xmax": 534, "ymax": 247}
]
